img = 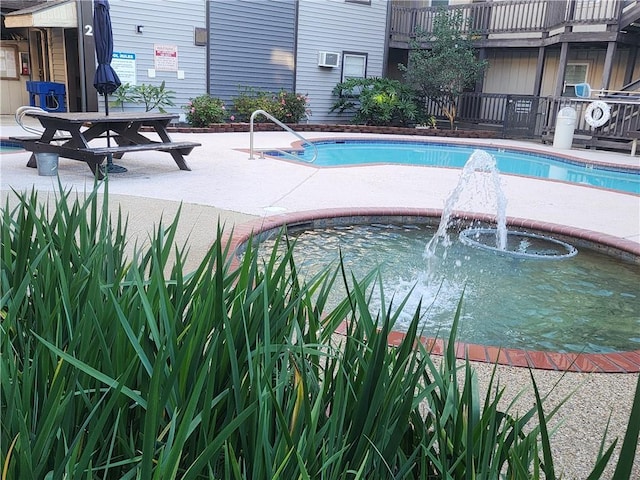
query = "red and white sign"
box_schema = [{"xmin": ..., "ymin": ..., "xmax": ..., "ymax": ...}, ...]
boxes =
[{"xmin": 154, "ymin": 44, "xmax": 178, "ymax": 72}]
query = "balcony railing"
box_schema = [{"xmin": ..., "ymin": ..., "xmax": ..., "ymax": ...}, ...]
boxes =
[
  {"xmin": 422, "ymin": 92, "xmax": 640, "ymax": 150},
  {"xmin": 390, "ymin": 0, "xmax": 623, "ymax": 44}
]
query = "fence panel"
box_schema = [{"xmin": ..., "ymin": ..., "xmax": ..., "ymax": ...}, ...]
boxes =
[
  {"xmin": 423, "ymin": 94, "xmax": 637, "ymax": 145},
  {"xmin": 542, "ymin": 97, "xmax": 639, "ymax": 139}
]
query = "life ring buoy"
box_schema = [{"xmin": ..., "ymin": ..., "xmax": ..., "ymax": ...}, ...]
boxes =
[{"xmin": 584, "ymin": 101, "xmax": 611, "ymax": 128}]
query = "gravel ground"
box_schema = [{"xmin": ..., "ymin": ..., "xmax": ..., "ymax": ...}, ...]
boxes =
[{"xmin": 471, "ymin": 361, "xmax": 639, "ymax": 479}]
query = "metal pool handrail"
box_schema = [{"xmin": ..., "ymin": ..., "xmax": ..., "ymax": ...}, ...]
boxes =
[{"xmin": 248, "ymin": 109, "xmax": 318, "ymax": 162}]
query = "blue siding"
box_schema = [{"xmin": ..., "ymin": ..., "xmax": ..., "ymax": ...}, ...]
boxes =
[
  {"xmin": 109, "ymin": 0, "xmax": 207, "ymax": 119},
  {"xmin": 209, "ymin": 0, "xmax": 296, "ymax": 105},
  {"xmin": 296, "ymin": 0, "xmax": 389, "ymax": 123}
]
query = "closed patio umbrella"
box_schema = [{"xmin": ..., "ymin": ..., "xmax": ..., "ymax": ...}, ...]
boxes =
[{"xmin": 93, "ymin": 0, "xmax": 126, "ymax": 173}]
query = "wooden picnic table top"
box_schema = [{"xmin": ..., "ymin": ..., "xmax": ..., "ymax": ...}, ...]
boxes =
[{"xmin": 26, "ymin": 111, "xmax": 179, "ymax": 124}]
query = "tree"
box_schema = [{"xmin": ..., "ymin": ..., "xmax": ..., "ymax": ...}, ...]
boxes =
[{"xmin": 400, "ymin": 9, "xmax": 488, "ymax": 130}]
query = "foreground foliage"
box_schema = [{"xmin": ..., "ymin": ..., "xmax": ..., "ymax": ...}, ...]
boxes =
[{"xmin": 1, "ymin": 184, "xmax": 638, "ymax": 478}]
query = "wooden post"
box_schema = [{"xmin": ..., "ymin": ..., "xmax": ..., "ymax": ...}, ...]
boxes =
[
  {"xmin": 601, "ymin": 41, "xmax": 616, "ymax": 91},
  {"xmin": 554, "ymin": 42, "xmax": 569, "ymax": 97}
]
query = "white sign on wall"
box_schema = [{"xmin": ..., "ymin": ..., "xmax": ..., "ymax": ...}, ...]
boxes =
[
  {"xmin": 112, "ymin": 52, "xmax": 136, "ymax": 85},
  {"xmin": 154, "ymin": 44, "xmax": 178, "ymax": 72}
]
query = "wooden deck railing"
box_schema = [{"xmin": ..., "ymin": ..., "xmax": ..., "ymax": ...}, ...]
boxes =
[
  {"xmin": 423, "ymin": 92, "xmax": 640, "ymax": 150},
  {"xmin": 390, "ymin": 0, "xmax": 623, "ymax": 43},
  {"xmin": 541, "ymin": 97, "xmax": 640, "ymax": 139},
  {"xmin": 424, "ymin": 93, "xmax": 508, "ymax": 125}
]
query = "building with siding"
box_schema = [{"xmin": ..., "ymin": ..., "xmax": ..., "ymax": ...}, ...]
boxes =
[
  {"xmin": 208, "ymin": 0, "xmax": 297, "ymax": 106},
  {"xmin": 389, "ymin": 0, "xmax": 640, "ymax": 98},
  {"xmin": 4, "ymin": 0, "xmax": 637, "ymax": 132},
  {"xmin": 2, "ymin": 0, "xmax": 206, "ymax": 117},
  {"xmin": 295, "ymin": 0, "xmax": 389, "ymax": 123},
  {"xmin": 109, "ymin": 0, "xmax": 207, "ymax": 119},
  {"xmin": 1, "ymin": 0, "xmax": 389, "ymax": 122}
]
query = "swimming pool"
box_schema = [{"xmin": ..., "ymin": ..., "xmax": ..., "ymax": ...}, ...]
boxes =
[
  {"xmin": 268, "ymin": 140, "xmax": 640, "ymax": 195},
  {"xmin": 0, "ymin": 140, "xmax": 23, "ymax": 153}
]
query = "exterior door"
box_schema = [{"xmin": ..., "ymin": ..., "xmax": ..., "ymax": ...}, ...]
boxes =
[{"xmin": 503, "ymin": 95, "xmax": 540, "ymax": 138}]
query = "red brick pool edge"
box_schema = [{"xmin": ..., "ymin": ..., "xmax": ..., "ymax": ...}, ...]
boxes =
[{"xmin": 228, "ymin": 208, "xmax": 640, "ymax": 374}]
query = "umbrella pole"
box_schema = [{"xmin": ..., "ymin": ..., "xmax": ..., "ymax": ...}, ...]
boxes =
[{"xmin": 104, "ymin": 92, "xmax": 127, "ymax": 173}]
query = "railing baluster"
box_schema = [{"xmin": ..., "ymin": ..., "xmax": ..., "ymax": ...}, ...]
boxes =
[{"xmin": 390, "ymin": 0, "xmax": 622, "ymax": 42}]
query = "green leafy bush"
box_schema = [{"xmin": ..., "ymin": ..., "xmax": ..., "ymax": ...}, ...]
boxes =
[
  {"xmin": 110, "ymin": 81, "xmax": 176, "ymax": 113},
  {"xmin": 183, "ymin": 94, "xmax": 227, "ymax": 127},
  {"xmin": 232, "ymin": 86, "xmax": 309, "ymax": 123},
  {"xmin": 271, "ymin": 90, "xmax": 310, "ymax": 123},
  {"xmin": 330, "ymin": 77, "xmax": 426, "ymax": 127},
  {"xmin": 2, "ymin": 184, "xmax": 638, "ymax": 478}
]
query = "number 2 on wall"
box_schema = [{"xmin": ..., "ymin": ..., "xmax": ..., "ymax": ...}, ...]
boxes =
[{"xmin": 85, "ymin": 25, "xmax": 93, "ymax": 36}]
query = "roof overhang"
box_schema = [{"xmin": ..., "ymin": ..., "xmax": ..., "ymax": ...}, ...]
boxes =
[{"xmin": 4, "ymin": 0, "xmax": 77, "ymax": 28}]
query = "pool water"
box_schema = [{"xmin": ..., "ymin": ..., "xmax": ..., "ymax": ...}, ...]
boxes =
[
  {"xmin": 258, "ymin": 223, "xmax": 640, "ymax": 354},
  {"xmin": 0, "ymin": 141, "xmax": 23, "ymax": 153},
  {"xmin": 272, "ymin": 141, "xmax": 640, "ymax": 194}
]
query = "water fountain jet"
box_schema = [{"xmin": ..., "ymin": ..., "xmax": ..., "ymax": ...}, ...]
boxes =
[{"xmin": 425, "ymin": 149, "xmax": 577, "ymax": 263}]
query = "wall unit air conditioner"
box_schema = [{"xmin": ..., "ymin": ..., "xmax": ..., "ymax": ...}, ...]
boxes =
[{"xmin": 318, "ymin": 51, "xmax": 340, "ymax": 68}]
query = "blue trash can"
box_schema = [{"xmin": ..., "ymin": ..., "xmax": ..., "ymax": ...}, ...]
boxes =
[{"xmin": 26, "ymin": 81, "xmax": 67, "ymax": 112}]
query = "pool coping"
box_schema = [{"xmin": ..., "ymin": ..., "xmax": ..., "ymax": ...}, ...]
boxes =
[{"xmin": 228, "ymin": 207, "xmax": 640, "ymax": 374}]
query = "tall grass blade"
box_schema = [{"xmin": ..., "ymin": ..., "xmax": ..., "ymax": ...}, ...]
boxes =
[{"xmin": 611, "ymin": 374, "xmax": 640, "ymax": 480}]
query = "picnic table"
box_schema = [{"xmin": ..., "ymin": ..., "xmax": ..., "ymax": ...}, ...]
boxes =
[{"xmin": 11, "ymin": 111, "xmax": 201, "ymax": 179}]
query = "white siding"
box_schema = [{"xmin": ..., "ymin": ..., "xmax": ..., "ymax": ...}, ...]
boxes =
[
  {"xmin": 108, "ymin": 0, "xmax": 207, "ymax": 117},
  {"xmin": 296, "ymin": 0, "xmax": 389, "ymax": 123}
]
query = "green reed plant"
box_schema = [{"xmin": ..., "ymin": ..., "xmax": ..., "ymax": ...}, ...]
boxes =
[{"xmin": 1, "ymin": 183, "xmax": 638, "ymax": 478}]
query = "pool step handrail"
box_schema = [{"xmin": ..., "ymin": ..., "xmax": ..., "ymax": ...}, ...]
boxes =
[{"xmin": 249, "ymin": 109, "xmax": 318, "ymax": 162}]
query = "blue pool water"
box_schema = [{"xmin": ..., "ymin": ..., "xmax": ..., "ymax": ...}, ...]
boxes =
[
  {"xmin": 0, "ymin": 140, "xmax": 23, "ymax": 153},
  {"xmin": 271, "ymin": 140, "xmax": 640, "ymax": 194}
]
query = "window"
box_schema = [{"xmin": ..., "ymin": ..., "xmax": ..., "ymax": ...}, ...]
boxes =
[
  {"xmin": 342, "ymin": 53, "xmax": 367, "ymax": 82},
  {"xmin": 563, "ymin": 63, "xmax": 589, "ymax": 97}
]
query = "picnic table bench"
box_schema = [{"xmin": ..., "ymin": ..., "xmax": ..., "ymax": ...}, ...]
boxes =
[{"xmin": 10, "ymin": 111, "xmax": 201, "ymax": 179}]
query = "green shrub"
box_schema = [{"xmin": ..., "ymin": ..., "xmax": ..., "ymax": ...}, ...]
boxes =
[
  {"xmin": 2, "ymin": 184, "xmax": 638, "ymax": 478},
  {"xmin": 330, "ymin": 77, "xmax": 427, "ymax": 127},
  {"xmin": 232, "ymin": 86, "xmax": 309, "ymax": 123},
  {"xmin": 271, "ymin": 90, "xmax": 310, "ymax": 123},
  {"xmin": 183, "ymin": 94, "xmax": 227, "ymax": 127},
  {"xmin": 110, "ymin": 81, "xmax": 176, "ymax": 113}
]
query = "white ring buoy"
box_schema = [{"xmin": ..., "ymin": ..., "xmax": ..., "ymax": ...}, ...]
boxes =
[{"xmin": 584, "ymin": 101, "xmax": 611, "ymax": 128}]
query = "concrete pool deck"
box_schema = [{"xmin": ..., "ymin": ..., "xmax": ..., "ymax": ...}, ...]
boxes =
[{"xmin": 2, "ymin": 116, "xmax": 640, "ymax": 477}]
